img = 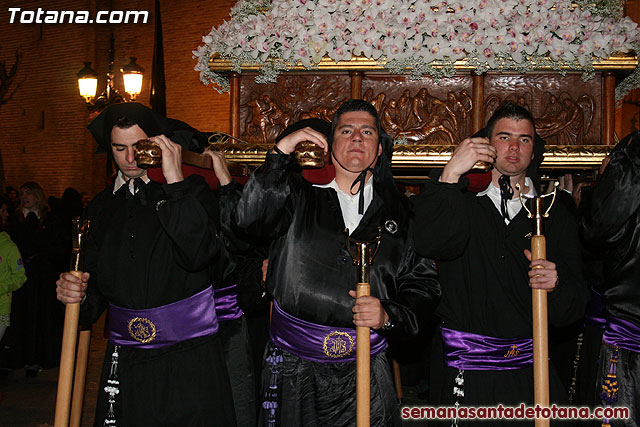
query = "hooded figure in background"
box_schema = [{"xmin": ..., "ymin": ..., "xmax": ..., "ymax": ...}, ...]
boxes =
[
  {"xmin": 235, "ymin": 99, "xmax": 441, "ymax": 426},
  {"xmin": 55, "ymin": 102, "xmax": 236, "ymax": 426}
]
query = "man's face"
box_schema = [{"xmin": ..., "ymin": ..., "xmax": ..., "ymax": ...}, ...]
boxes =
[
  {"xmin": 20, "ymin": 188, "xmax": 36, "ymax": 210},
  {"xmin": 490, "ymin": 117, "xmax": 535, "ymax": 177},
  {"xmin": 332, "ymin": 111, "xmax": 381, "ymax": 174},
  {"xmin": 0, "ymin": 203, "xmax": 8, "ymax": 226},
  {"xmin": 110, "ymin": 124, "xmax": 149, "ymax": 180}
]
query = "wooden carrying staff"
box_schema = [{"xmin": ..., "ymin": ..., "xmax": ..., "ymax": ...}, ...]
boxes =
[
  {"xmin": 347, "ymin": 229, "xmax": 382, "ymax": 427},
  {"xmin": 55, "ymin": 217, "xmax": 90, "ymax": 427},
  {"xmin": 518, "ymin": 183, "xmax": 558, "ymax": 427}
]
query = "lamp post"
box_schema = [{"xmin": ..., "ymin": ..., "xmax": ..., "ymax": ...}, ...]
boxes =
[
  {"xmin": 121, "ymin": 57, "xmax": 144, "ymax": 101},
  {"xmin": 76, "ymin": 33, "xmax": 144, "ymax": 111}
]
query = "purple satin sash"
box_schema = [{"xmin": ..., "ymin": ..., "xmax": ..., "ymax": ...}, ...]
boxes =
[
  {"xmin": 270, "ymin": 300, "xmax": 387, "ymax": 363},
  {"xmin": 441, "ymin": 326, "xmax": 533, "ymax": 370},
  {"xmin": 214, "ymin": 284, "xmax": 243, "ymax": 322},
  {"xmin": 108, "ymin": 286, "xmax": 218, "ymax": 349},
  {"xmin": 602, "ymin": 315, "xmax": 640, "ymax": 353}
]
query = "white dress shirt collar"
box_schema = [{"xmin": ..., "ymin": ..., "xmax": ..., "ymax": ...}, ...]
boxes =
[{"xmin": 315, "ymin": 176, "xmax": 374, "ymax": 234}]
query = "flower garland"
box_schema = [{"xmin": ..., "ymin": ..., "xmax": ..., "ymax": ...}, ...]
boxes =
[{"xmin": 194, "ymin": 0, "xmax": 640, "ymax": 100}]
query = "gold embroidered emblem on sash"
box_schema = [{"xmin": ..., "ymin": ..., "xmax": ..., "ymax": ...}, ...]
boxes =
[
  {"xmin": 504, "ymin": 345, "xmax": 520, "ymax": 358},
  {"xmin": 322, "ymin": 331, "xmax": 354, "ymax": 358},
  {"xmin": 128, "ymin": 317, "xmax": 157, "ymax": 343}
]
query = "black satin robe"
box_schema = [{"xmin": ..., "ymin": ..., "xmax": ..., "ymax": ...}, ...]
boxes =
[
  {"xmin": 580, "ymin": 132, "xmax": 640, "ymax": 425},
  {"xmin": 580, "ymin": 131, "xmax": 640, "ymax": 328},
  {"xmin": 235, "ymin": 152, "xmax": 441, "ymax": 426},
  {"xmin": 79, "ymin": 175, "xmax": 235, "ymax": 426},
  {"xmin": 213, "ymin": 180, "xmax": 257, "ymax": 427},
  {"xmin": 412, "ymin": 178, "xmax": 587, "ymax": 419},
  {"xmin": 236, "ymin": 153, "xmax": 440, "ymax": 333}
]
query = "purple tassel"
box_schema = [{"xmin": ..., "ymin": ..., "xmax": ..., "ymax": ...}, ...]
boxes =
[{"xmin": 600, "ymin": 346, "xmax": 619, "ymax": 427}]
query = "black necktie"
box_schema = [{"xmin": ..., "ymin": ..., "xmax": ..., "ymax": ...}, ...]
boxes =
[
  {"xmin": 498, "ymin": 174, "xmax": 513, "ymax": 221},
  {"xmin": 125, "ymin": 178, "xmax": 148, "ymax": 206},
  {"xmin": 349, "ymin": 167, "xmax": 375, "ymax": 215}
]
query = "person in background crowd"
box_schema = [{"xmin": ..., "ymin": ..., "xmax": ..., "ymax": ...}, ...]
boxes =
[
  {"xmin": 6, "ymin": 182, "xmax": 65, "ymax": 377},
  {"xmin": 0, "ymin": 196, "xmax": 27, "ymax": 344},
  {"xmin": 4, "ymin": 187, "xmax": 19, "ymax": 213}
]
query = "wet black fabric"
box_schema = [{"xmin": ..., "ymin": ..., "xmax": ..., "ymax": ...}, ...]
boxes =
[
  {"xmin": 219, "ymin": 317, "xmax": 257, "ymax": 427},
  {"xmin": 235, "ymin": 151, "xmax": 440, "ymax": 426},
  {"xmin": 580, "ymin": 131, "xmax": 640, "ymax": 426},
  {"xmin": 80, "ymin": 175, "xmax": 235, "ymax": 426},
  {"xmin": 260, "ymin": 342, "xmax": 400, "ymax": 427},
  {"xmin": 580, "ymin": 131, "xmax": 640, "ymax": 328},
  {"xmin": 575, "ymin": 323, "xmax": 605, "ymax": 412},
  {"xmin": 236, "ymin": 152, "xmax": 441, "ymax": 333},
  {"xmin": 87, "ymin": 102, "xmax": 208, "ymax": 153},
  {"xmin": 95, "ymin": 334, "xmax": 234, "ymax": 427},
  {"xmin": 214, "ymin": 180, "xmax": 259, "ymax": 427}
]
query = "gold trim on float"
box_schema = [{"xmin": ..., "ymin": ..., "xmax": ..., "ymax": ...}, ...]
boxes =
[
  {"xmin": 211, "ymin": 142, "xmax": 611, "ymax": 170},
  {"xmin": 209, "ymin": 54, "xmax": 638, "ymax": 72}
]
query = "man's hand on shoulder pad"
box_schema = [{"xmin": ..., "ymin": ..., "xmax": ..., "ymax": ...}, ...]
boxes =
[
  {"xmin": 151, "ymin": 135, "xmax": 184, "ymax": 184},
  {"xmin": 441, "ymin": 137, "xmax": 495, "ymax": 183},
  {"xmin": 274, "ymin": 127, "xmax": 328, "ymax": 155}
]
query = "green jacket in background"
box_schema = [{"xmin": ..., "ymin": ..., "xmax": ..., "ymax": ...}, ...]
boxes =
[{"xmin": 0, "ymin": 231, "xmax": 27, "ymax": 319}]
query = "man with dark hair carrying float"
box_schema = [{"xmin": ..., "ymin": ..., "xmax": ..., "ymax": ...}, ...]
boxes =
[
  {"xmin": 55, "ymin": 103, "xmax": 236, "ymax": 426},
  {"xmin": 412, "ymin": 102, "xmax": 587, "ymax": 425},
  {"xmin": 235, "ymin": 99, "xmax": 441, "ymax": 426}
]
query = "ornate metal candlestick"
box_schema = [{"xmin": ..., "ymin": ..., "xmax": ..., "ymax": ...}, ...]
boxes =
[
  {"xmin": 346, "ymin": 228, "xmax": 382, "ymax": 427},
  {"xmin": 517, "ymin": 183, "xmax": 558, "ymax": 427}
]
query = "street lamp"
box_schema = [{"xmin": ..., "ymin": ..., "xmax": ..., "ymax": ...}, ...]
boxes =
[
  {"xmin": 121, "ymin": 57, "xmax": 144, "ymax": 101},
  {"xmin": 77, "ymin": 34, "xmax": 144, "ymax": 111}
]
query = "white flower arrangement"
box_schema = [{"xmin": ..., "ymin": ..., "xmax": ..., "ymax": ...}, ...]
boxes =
[{"xmin": 194, "ymin": 0, "xmax": 640, "ymax": 99}]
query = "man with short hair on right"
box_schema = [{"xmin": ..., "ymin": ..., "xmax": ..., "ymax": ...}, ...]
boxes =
[{"xmin": 412, "ymin": 102, "xmax": 587, "ymax": 423}]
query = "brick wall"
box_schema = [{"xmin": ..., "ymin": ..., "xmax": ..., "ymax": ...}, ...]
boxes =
[
  {"xmin": 1, "ymin": 0, "xmax": 639, "ymax": 199},
  {"xmin": 0, "ymin": 0, "xmax": 235, "ymax": 198}
]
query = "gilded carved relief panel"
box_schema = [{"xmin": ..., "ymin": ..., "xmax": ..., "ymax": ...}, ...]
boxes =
[
  {"xmin": 239, "ymin": 74, "xmax": 351, "ymax": 143},
  {"xmin": 362, "ymin": 75, "xmax": 473, "ymax": 144},
  {"xmin": 484, "ymin": 73, "xmax": 601, "ymax": 145}
]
